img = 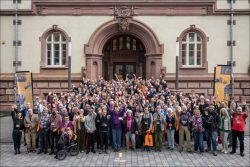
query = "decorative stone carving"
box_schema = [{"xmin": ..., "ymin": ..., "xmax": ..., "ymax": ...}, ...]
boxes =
[{"xmin": 114, "ymin": 6, "xmax": 134, "ymax": 31}]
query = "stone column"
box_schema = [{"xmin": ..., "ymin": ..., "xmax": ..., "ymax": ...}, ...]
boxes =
[
  {"xmin": 86, "ymin": 54, "xmax": 103, "ymax": 80},
  {"xmin": 145, "ymin": 54, "xmax": 162, "ymax": 79}
]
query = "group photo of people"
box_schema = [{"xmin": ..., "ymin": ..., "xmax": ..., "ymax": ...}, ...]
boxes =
[{"xmin": 11, "ymin": 76, "xmax": 249, "ymax": 160}]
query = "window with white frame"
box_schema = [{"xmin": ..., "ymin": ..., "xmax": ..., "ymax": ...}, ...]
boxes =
[
  {"xmin": 46, "ymin": 32, "xmax": 66, "ymax": 66},
  {"xmin": 181, "ymin": 32, "xmax": 202, "ymax": 67}
]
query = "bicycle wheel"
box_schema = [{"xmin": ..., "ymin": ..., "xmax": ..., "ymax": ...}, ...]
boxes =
[
  {"xmin": 57, "ymin": 150, "xmax": 67, "ymax": 160},
  {"xmin": 70, "ymin": 145, "xmax": 79, "ymax": 156}
]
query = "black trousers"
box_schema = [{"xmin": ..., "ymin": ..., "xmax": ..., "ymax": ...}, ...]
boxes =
[
  {"xmin": 232, "ymin": 130, "xmax": 244, "ymax": 153},
  {"xmin": 99, "ymin": 131, "xmax": 109, "ymax": 150},
  {"xmin": 50, "ymin": 131, "xmax": 60, "ymax": 152},
  {"xmin": 13, "ymin": 130, "xmax": 22, "ymax": 150},
  {"xmin": 39, "ymin": 129, "xmax": 48, "ymax": 152},
  {"xmin": 86, "ymin": 132, "xmax": 95, "ymax": 151}
]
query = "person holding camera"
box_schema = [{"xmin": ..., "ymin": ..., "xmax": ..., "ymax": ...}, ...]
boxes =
[{"xmin": 153, "ymin": 105, "xmax": 165, "ymax": 152}]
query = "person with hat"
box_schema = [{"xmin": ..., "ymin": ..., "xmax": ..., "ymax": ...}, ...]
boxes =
[{"xmin": 123, "ymin": 109, "xmax": 137, "ymax": 151}]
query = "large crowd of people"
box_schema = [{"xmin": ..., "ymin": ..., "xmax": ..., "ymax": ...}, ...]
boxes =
[{"xmin": 11, "ymin": 76, "xmax": 249, "ymax": 159}]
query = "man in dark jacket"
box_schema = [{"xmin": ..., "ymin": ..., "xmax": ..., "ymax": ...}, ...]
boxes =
[{"xmin": 204, "ymin": 104, "xmax": 221, "ymax": 156}]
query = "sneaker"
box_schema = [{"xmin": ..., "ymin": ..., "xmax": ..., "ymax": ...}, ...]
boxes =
[
  {"xmin": 221, "ymin": 149, "xmax": 225, "ymax": 153},
  {"xmin": 86, "ymin": 150, "xmax": 90, "ymax": 154},
  {"xmin": 37, "ymin": 150, "xmax": 43, "ymax": 154},
  {"xmin": 224, "ymin": 150, "xmax": 229, "ymax": 154},
  {"xmin": 103, "ymin": 150, "xmax": 108, "ymax": 154},
  {"xmin": 44, "ymin": 151, "xmax": 48, "ymax": 154},
  {"xmin": 91, "ymin": 150, "xmax": 96, "ymax": 154},
  {"xmin": 80, "ymin": 150, "xmax": 84, "ymax": 153},
  {"xmin": 213, "ymin": 151, "xmax": 217, "ymax": 156},
  {"xmin": 205, "ymin": 148, "xmax": 211, "ymax": 152},
  {"xmin": 230, "ymin": 151, "xmax": 236, "ymax": 154},
  {"xmin": 17, "ymin": 149, "xmax": 21, "ymax": 154},
  {"xmin": 99, "ymin": 151, "xmax": 102, "ymax": 154},
  {"xmin": 240, "ymin": 152, "xmax": 244, "ymax": 157},
  {"xmin": 49, "ymin": 151, "xmax": 54, "ymax": 155}
]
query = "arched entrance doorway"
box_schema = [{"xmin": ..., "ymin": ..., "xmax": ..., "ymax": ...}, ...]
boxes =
[
  {"xmin": 103, "ymin": 35, "xmax": 146, "ymax": 80},
  {"xmin": 84, "ymin": 19, "xmax": 164, "ymax": 80}
]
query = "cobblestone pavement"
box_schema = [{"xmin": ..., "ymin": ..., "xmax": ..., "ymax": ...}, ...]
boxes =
[{"xmin": 0, "ymin": 136, "xmax": 249, "ymax": 167}]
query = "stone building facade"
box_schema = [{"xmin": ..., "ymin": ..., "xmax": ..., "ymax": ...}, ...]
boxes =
[{"xmin": 0, "ymin": 0, "xmax": 249, "ymax": 110}]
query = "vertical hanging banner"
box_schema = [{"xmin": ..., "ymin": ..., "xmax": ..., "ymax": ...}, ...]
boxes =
[
  {"xmin": 15, "ymin": 71, "xmax": 33, "ymax": 109},
  {"xmin": 214, "ymin": 65, "xmax": 231, "ymax": 104}
]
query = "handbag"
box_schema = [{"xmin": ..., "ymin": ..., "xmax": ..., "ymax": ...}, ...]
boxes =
[{"xmin": 144, "ymin": 134, "xmax": 153, "ymax": 147}]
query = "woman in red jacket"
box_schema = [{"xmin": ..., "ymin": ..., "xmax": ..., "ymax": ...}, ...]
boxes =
[{"xmin": 230, "ymin": 106, "xmax": 249, "ymax": 157}]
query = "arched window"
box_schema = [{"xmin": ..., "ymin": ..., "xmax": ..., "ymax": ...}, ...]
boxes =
[
  {"xmin": 40, "ymin": 25, "xmax": 70, "ymax": 68},
  {"xmin": 104, "ymin": 35, "xmax": 145, "ymax": 52},
  {"xmin": 46, "ymin": 32, "xmax": 66, "ymax": 66},
  {"xmin": 181, "ymin": 32, "xmax": 202, "ymax": 66},
  {"xmin": 179, "ymin": 25, "xmax": 208, "ymax": 73}
]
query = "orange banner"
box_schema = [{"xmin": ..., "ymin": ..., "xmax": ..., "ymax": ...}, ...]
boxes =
[
  {"xmin": 15, "ymin": 72, "xmax": 33, "ymax": 109},
  {"xmin": 214, "ymin": 66, "xmax": 231, "ymax": 104}
]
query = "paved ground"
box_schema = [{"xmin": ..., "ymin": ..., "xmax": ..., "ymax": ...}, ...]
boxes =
[{"xmin": 0, "ymin": 137, "xmax": 249, "ymax": 167}]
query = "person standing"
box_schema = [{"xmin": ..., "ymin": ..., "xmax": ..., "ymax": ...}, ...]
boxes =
[
  {"xmin": 107, "ymin": 102, "xmax": 126, "ymax": 152},
  {"xmin": 96, "ymin": 107, "xmax": 111, "ymax": 154},
  {"xmin": 85, "ymin": 107, "xmax": 97, "ymax": 154},
  {"xmin": 49, "ymin": 110, "xmax": 62, "ymax": 155},
  {"xmin": 153, "ymin": 106, "xmax": 165, "ymax": 152},
  {"xmin": 219, "ymin": 108, "xmax": 231, "ymax": 154},
  {"xmin": 166, "ymin": 108, "xmax": 175, "ymax": 151},
  {"xmin": 11, "ymin": 106, "xmax": 24, "ymax": 155},
  {"xmin": 38, "ymin": 108, "xmax": 50, "ymax": 154},
  {"xmin": 230, "ymin": 106, "xmax": 249, "ymax": 157},
  {"xmin": 74, "ymin": 109, "xmax": 86, "ymax": 153},
  {"xmin": 23, "ymin": 109, "xmax": 39, "ymax": 153},
  {"xmin": 123, "ymin": 109, "xmax": 137, "ymax": 151},
  {"xmin": 203, "ymin": 105, "xmax": 220, "ymax": 156},
  {"xmin": 191, "ymin": 109, "xmax": 204, "ymax": 154},
  {"xmin": 141, "ymin": 106, "xmax": 153, "ymax": 151}
]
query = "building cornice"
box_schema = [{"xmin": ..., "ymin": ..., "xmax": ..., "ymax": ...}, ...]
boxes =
[{"xmin": 0, "ymin": 0, "xmax": 249, "ymax": 16}]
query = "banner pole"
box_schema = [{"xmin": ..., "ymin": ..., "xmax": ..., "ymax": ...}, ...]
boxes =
[
  {"xmin": 14, "ymin": 0, "xmax": 19, "ymax": 104},
  {"xmin": 175, "ymin": 40, "xmax": 179, "ymax": 90}
]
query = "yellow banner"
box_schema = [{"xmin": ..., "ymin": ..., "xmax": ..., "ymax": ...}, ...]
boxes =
[
  {"xmin": 214, "ymin": 66, "xmax": 231, "ymax": 104},
  {"xmin": 15, "ymin": 72, "xmax": 33, "ymax": 109}
]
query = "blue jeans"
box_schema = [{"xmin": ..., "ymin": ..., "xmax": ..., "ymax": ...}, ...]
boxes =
[
  {"xmin": 168, "ymin": 129, "xmax": 175, "ymax": 149},
  {"xmin": 112, "ymin": 128, "xmax": 122, "ymax": 150},
  {"xmin": 194, "ymin": 131, "xmax": 204, "ymax": 153},
  {"xmin": 205, "ymin": 129, "xmax": 217, "ymax": 151}
]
